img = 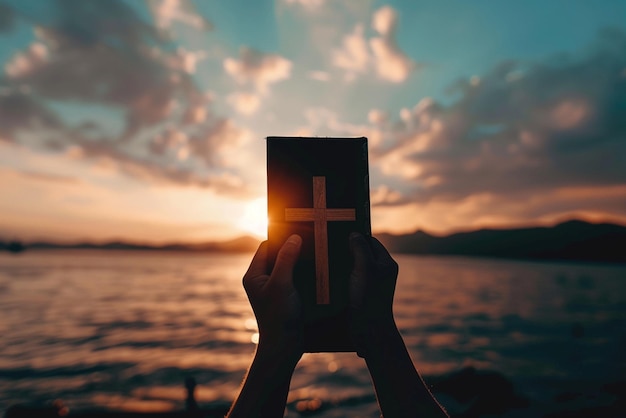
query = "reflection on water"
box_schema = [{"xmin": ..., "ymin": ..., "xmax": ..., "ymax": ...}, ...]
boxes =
[{"xmin": 0, "ymin": 250, "xmax": 625, "ymax": 416}]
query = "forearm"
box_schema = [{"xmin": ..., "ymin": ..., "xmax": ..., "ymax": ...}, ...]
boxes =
[
  {"xmin": 227, "ymin": 340, "xmax": 301, "ymax": 418},
  {"xmin": 363, "ymin": 323, "xmax": 448, "ymax": 418}
]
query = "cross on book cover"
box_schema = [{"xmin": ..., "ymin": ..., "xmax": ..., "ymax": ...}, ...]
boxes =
[{"xmin": 266, "ymin": 136, "xmax": 371, "ymax": 352}]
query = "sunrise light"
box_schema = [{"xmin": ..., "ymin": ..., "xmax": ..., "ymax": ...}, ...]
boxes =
[{"xmin": 237, "ymin": 197, "xmax": 268, "ymax": 239}]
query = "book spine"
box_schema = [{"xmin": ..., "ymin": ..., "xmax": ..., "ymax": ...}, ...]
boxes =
[{"xmin": 362, "ymin": 138, "xmax": 372, "ymax": 236}]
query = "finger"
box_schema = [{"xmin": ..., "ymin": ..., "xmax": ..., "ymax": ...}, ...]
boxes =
[
  {"xmin": 370, "ymin": 237, "xmax": 399, "ymax": 276},
  {"xmin": 349, "ymin": 232, "xmax": 374, "ymax": 274},
  {"xmin": 243, "ymin": 241, "xmax": 269, "ymax": 290},
  {"xmin": 370, "ymin": 237, "xmax": 394, "ymax": 263},
  {"xmin": 269, "ymin": 234, "xmax": 302, "ymax": 289}
]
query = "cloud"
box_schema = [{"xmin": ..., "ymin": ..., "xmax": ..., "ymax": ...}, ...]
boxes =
[
  {"xmin": 369, "ymin": 6, "xmax": 415, "ymax": 83},
  {"xmin": 371, "ymin": 5, "xmax": 395, "ymax": 36},
  {"xmin": 148, "ymin": 0, "xmax": 212, "ymax": 31},
  {"xmin": 331, "ymin": 24, "xmax": 369, "ymax": 80},
  {"xmin": 228, "ymin": 92, "xmax": 261, "ymax": 115},
  {"xmin": 0, "ymin": 90, "xmax": 64, "ymax": 143},
  {"xmin": 283, "ymin": 0, "xmax": 326, "ymax": 9},
  {"xmin": 16, "ymin": 169, "xmax": 81, "ymax": 184},
  {"xmin": 332, "ymin": 6, "xmax": 416, "ymax": 83},
  {"xmin": 61, "ymin": 131, "xmax": 248, "ymax": 196},
  {"xmin": 168, "ymin": 48, "xmax": 208, "ymax": 74},
  {"xmin": 299, "ymin": 30, "xmax": 626, "ymax": 230},
  {"xmin": 370, "ymin": 184, "xmax": 408, "ymax": 206},
  {"xmin": 308, "ymin": 70, "xmax": 331, "ymax": 81},
  {"xmin": 7, "ymin": 17, "xmax": 204, "ymax": 140},
  {"xmin": 224, "ymin": 47, "xmax": 292, "ymax": 93},
  {"xmin": 368, "ymin": 109, "xmax": 388, "ymax": 125},
  {"xmin": 368, "ymin": 30, "xmax": 626, "ymax": 224},
  {"xmin": 187, "ymin": 119, "xmax": 251, "ymax": 167},
  {"xmin": 4, "ymin": 42, "xmax": 48, "ymax": 78},
  {"xmin": 300, "ymin": 107, "xmax": 385, "ymax": 146},
  {"xmin": 0, "ymin": 0, "xmax": 249, "ymax": 196}
]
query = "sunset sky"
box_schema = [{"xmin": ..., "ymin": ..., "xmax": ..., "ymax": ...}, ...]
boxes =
[{"xmin": 1, "ymin": 0, "xmax": 625, "ymax": 243}]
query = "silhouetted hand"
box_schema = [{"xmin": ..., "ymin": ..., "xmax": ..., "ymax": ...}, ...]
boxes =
[
  {"xmin": 243, "ymin": 234, "xmax": 303, "ymax": 350},
  {"xmin": 348, "ymin": 233, "xmax": 449, "ymax": 417},
  {"xmin": 229, "ymin": 235, "xmax": 304, "ymax": 418},
  {"xmin": 349, "ymin": 233, "xmax": 399, "ymax": 354}
]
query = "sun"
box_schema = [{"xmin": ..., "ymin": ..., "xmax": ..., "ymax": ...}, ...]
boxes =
[{"xmin": 237, "ymin": 197, "xmax": 268, "ymax": 239}]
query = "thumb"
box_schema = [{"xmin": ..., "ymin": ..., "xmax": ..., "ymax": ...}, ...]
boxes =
[{"xmin": 269, "ymin": 234, "xmax": 302, "ymax": 289}]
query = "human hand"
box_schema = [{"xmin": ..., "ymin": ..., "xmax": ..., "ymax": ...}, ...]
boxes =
[
  {"xmin": 348, "ymin": 235, "xmax": 449, "ymax": 417},
  {"xmin": 243, "ymin": 234, "xmax": 303, "ymax": 353},
  {"xmin": 348, "ymin": 233, "xmax": 399, "ymax": 355},
  {"xmin": 229, "ymin": 235, "xmax": 303, "ymax": 418}
]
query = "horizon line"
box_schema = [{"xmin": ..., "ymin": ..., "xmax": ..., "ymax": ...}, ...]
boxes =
[{"xmin": 2, "ymin": 217, "xmax": 625, "ymax": 247}]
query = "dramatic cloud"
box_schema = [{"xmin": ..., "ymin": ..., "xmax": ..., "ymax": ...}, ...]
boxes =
[
  {"xmin": 0, "ymin": 0, "xmax": 248, "ymax": 195},
  {"xmin": 332, "ymin": 6, "xmax": 415, "ymax": 82},
  {"xmin": 224, "ymin": 47, "xmax": 292, "ymax": 93},
  {"xmin": 2, "ymin": 13, "xmax": 200, "ymax": 139},
  {"xmin": 368, "ymin": 30, "xmax": 626, "ymax": 221}
]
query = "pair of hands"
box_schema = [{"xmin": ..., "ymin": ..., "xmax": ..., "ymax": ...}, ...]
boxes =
[
  {"xmin": 235, "ymin": 234, "xmax": 449, "ymax": 418},
  {"xmin": 242, "ymin": 233, "xmax": 399, "ymax": 356}
]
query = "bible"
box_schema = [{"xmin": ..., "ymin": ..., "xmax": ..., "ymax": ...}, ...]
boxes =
[{"xmin": 266, "ymin": 136, "xmax": 371, "ymax": 352}]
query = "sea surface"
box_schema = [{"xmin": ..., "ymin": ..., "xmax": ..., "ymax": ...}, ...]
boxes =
[{"xmin": 1, "ymin": 250, "xmax": 625, "ymax": 417}]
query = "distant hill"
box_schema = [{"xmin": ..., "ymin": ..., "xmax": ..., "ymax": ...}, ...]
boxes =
[
  {"xmin": 9, "ymin": 235, "xmax": 261, "ymax": 253},
  {"xmin": 377, "ymin": 220, "xmax": 626, "ymax": 263}
]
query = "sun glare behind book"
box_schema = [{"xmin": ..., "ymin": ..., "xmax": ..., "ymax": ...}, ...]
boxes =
[{"xmin": 237, "ymin": 197, "xmax": 268, "ymax": 239}]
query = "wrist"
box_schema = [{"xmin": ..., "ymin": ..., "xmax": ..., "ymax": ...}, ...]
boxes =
[
  {"xmin": 257, "ymin": 336, "xmax": 303, "ymax": 364},
  {"xmin": 354, "ymin": 319, "xmax": 402, "ymax": 359}
]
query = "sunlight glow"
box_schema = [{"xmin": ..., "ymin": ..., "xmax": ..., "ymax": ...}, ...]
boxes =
[{"xmin": 237, "ymin": 197, "xmax": 268, "ymax": 238}]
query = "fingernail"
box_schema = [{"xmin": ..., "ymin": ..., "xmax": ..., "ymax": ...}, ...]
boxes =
[{"xmin": 287, "ymin": 234, "xmax": 302, "ymax": 246}]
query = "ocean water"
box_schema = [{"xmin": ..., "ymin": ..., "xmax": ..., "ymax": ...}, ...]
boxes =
[{"xmin": 0, "ymin": 250, "xmax": 625, "ymax": 417}]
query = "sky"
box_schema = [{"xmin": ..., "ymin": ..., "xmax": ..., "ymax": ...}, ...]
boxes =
[{"xmin": 0, "ymin": 0, "xmax": 625, "ymax": 243}]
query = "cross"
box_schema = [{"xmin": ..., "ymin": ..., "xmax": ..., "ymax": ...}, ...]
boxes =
[{"xmin": 285, "ymin": 176, "xmax": 356, "ymax": 304}]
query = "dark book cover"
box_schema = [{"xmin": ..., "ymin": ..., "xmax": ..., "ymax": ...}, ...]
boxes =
[{"xmin": 266, "ymin": 136, "xmax": 371, "ymax": 352}]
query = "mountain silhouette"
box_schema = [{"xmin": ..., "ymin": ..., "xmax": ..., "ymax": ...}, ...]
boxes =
[{"xmin": 377, "ymin": 220, "xmax": 626, "ymax": 263}]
